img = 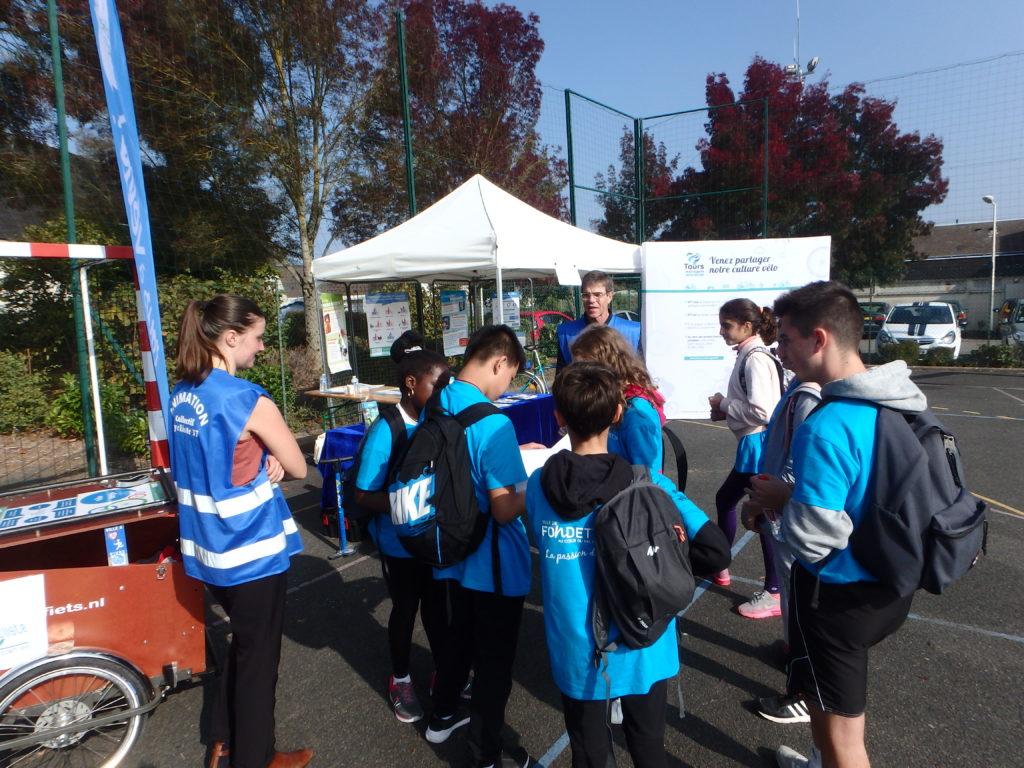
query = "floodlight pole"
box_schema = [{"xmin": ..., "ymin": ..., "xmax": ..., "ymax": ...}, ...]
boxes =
[{"xmin": 983, "ymin": 195, "xmax": 997, "ymax": 338}]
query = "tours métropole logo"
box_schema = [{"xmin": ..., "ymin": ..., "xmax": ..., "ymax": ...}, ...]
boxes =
[{"xmin": 683, "ymin": 251, "xmax": 704, "ymax": 276}]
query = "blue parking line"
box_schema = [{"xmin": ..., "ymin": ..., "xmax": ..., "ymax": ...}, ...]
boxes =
[{"xmin": 535, "ymin": 530, "xmax": 756, "ymax": 766}]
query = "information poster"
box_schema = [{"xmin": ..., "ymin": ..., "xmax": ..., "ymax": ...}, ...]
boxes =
[
  {"xmin": 0, "ymin": 574, "xmax": 48, "ymax": 669},
  {"xmin": 320, "ymin": 294, "xmax": 351, "ymax": 373},
  {"xmin": 643, "ymin": 237, "xmax": 831, "ymax": 419},
  {"xmin": 366, "ymin": 291, "xmax": 412, "ymax": 358},
  {"xmin": 441, "ymin": 289, "xmax": 470, "ymax": 356}
]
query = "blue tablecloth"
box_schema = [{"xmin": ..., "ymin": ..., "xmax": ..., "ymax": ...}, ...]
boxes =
[{"xmin": 318, "ymin": 394, "xmax": 557, "ymax": 510}]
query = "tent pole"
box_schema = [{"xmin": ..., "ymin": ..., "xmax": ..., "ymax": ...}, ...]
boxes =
[{"xmin": 495, "ymin": 266, "xmax": 504, "ymax": 325}]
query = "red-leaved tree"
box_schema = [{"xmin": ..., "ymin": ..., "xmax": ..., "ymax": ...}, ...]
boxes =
[
  {"xmin": 332, "ymin": 0, "xmax": 566, "ymax": 246},
  {"xmin": 595, "ymin": 57, "xmax": 948, "ymax": 288}
]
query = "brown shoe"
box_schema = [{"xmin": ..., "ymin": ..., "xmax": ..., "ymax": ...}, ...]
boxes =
[
  {"xmin": 208, "ymin": 742, "xmax": 230, "ymax": 768},
  {"xmin": 268, "ymin": 749, "xmax": 314, "ymax": 768}
]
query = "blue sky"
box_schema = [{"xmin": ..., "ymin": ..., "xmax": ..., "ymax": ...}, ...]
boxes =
[{"xmin": 506, "ymin": 0, "xmax": 1024, "ymax": 227}]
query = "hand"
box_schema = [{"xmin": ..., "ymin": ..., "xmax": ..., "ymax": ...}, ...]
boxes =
[
  {"xmin": 266, "ymin": 454, "xmax": 285, "ymax": 483},
  {"xmin": 519, "ymin": 442, "xmax": 547, "ymax": 450},
  {"xmin": 745, "ymin": 474, "xmax": 791, "ymax": 510},
  {"xmin": 740, "ymin": 500, "xmax": 764, "ymax": 532},
  {"xmin": 708, "ymin": 393, "xmax": 725, "ymax": 421}
]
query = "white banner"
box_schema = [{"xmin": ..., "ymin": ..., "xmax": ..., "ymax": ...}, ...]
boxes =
[{"xmin": 643, "ymin": 237, "xmax": 831, "ymax": 419}]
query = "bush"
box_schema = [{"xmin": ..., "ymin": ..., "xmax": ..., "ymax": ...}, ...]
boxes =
[
  {"xmin": 0, "ymin": 351, "xmax": 50, "ymax": 432},
  {"xmin": 878, "ymin": 340, "xmax": 921, "ymax": 365},
  {"xmin": 240, "ymin": 362, "xmax": 294, "ymax": 415},
  {"xmin": 963, "ymin": 342, "xmax": 1024, "ymax": 368},
  {"xmin": 48, "ymin": 374, "xmax": 151, "ymax": 456},
  {"xmin": 923, "ymin": 348, "xmax": 956, "ymax": 366}
]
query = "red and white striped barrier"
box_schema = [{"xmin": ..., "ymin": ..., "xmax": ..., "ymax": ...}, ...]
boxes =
[
  {"xmin": 1, "ymin": 240, "xmax": 168, "ymax": 467},
  {"xmin": 0, "ymin": 240, "xmax": 133, "ymax": 260}
]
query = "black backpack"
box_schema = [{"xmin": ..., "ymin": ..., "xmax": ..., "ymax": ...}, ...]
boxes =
[
  {"xmin": 387, "ymin": 390, "xmax": 503, "ymax": 571},
  {"xmin": 341, "ymin": 404, "xmax": 407, "ymax": 525},
  {"xmin": 590, "ymin": 466, "xmax": 696, "ymax": 656},
  {"xmin": 840, "ymin": 400, "xmax": 988, "ymax": 597}
]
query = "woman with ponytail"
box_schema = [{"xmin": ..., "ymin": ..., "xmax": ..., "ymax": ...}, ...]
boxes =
[{"xmin": 169, "ymin": 295, "xmax": 312, "ymax": 768}]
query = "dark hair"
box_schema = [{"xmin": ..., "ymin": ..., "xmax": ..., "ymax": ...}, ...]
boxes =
[
  {"xmin": 773, "ymin": 281, "xmax": 863, "ymax": 350},
  {"xmin": 463, "ymin": 324, "xmax": 526, "ymax": 373},
  {"xmin": 570, "ymin": 324, "xmax": 658, "ymax": 396},
  {"xmin": 390, "ymin": 331, "xmax": 448, "ymax": 386},
  {"xmin": 581, "ymin": 270, "xmax": 614, "ymax": 294},
  {"xmin": 175, "ymin": 295, "xmax": 264, "ymax": 384},
  {"xmin": 719, "ymin": 298, "xmax": 778, "ymax": 345},
  {"xmin": 551, "ymin": 362, "xmax": 622, "ymax": 439}
]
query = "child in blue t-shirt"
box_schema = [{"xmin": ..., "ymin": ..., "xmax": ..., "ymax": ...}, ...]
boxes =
[
  {"xmin": 424, "ymin": 324, "xmax": 539, "ymax": 768},
  {"xmin": 353, "ymin": 331, "xmax": 450, "ymax": 725},
  {"xmin": 527, "ymin": 362, "xmax": 730, "ymax": 768},
  {"xmin": 571, "ymin": 323, "xmax": 666, "ymax": 471}
]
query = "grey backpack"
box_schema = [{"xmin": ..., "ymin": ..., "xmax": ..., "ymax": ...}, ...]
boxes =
[{"xmin": 844, "ymin": 401, "xmax": 987, "ymax": 597}]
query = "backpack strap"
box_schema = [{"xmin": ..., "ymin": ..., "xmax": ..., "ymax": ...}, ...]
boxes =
[
  {"xmin": 453, "ymin": 399, "xmax": 505, "ymax": 596},
  {"xmin": 739, "ymin": 347, "xmax": 786, "ymax": 397},
  {"xmin": 661, "ymin": 426, "xmax": 688, "ymax": 492},
  {"xmin": 453, "ymin": 401, "xmax": 503, "ymax": 428}
]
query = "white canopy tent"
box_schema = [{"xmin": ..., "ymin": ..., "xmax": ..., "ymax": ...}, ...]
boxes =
[{"xmin": 313, "ymin": 174, "xmax": 640, "ymax": 322}]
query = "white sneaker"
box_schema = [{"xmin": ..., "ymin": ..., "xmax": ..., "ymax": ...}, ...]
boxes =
[
  {"xmin": 776, "ymin": 745, "xmax": 809, "ymax": 768},
  {"xmin": 776, "ymin": 745, "xmax": 822, "ymax": 768}
]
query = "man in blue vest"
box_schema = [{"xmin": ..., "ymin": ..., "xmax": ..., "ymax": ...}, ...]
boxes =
[{"xmin": 556, "ymin": 270, "xmax": 642, "ymax": 373}]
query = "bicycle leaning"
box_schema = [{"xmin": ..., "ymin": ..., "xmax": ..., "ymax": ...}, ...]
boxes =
[{"xmin": 509, "ymin": 344, "xmax": 553, "ymax": 394}]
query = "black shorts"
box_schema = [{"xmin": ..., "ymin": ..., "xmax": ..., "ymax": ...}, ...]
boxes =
[{"xmin": 787, "ymin": 563, "xmax": 913, "ymax": 716}]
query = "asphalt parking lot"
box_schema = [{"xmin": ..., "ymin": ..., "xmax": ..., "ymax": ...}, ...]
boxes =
[{"xmin": 129, "ymin": 369, "xmax": 1023, "ymax": 768}]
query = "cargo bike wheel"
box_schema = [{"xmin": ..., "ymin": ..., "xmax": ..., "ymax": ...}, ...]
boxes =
[{"xmin": 0, "ymin": 653, "xmax": 152, "ymax": 768}]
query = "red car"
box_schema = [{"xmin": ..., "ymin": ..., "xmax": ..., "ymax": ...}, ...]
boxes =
[{"xmin": 520, "ymin": 310, "xmax": 573, "ymax": 342}]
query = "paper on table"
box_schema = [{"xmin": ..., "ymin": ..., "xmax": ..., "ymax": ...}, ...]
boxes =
[{"xmin": 519, "ymin": 433, "xmax": 570, "ymax": 476}]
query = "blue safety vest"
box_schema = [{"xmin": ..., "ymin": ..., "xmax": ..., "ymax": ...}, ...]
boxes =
[{"xmin": 169, "ymin": 369, "xmax": 302, "ymax": 587}]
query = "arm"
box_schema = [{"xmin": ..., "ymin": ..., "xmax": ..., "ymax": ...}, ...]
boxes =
[
  {"xmin": 489, "ymin": 485, "xmax": 526, "ymax": 524},
  {"xmin": 652, "ymin": 473, "xmax": 730, "ymax": 576},
  {"xmin": 781, "ymin": 421, "xmax": 856, "ymax": 563},
  {"xmin": 244, "ymin": 396, "xmax": 306, "ymax": 480}
]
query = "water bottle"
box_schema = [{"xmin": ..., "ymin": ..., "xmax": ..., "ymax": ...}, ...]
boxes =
[
  {"xmin": 348, "ymin": 375, "xmax": 359, "ymax": 395},
  {"xmin": 319, "ymin": 373, "xmax": 330, "ymax": 392},
  {"xmin": 359, "ymin": 399, "xmax": 379, "ymax": 425}
]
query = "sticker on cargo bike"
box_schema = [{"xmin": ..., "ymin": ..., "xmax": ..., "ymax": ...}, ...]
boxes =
[
  {"xmin": 0, "ymin": 574, "xmax": 47, "ymax": 669},
  {"xmin": 0, "ymin": 482, "xmax": 166, "ymax": 534}
]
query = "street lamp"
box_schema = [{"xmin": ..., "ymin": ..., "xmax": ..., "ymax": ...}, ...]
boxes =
[{"xmin": 982, "ymin": 195, "xmax": 997, "ymax": 339}]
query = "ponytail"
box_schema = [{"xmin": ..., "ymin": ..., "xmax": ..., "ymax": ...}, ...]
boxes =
[{"xmin": 174, "ymin": 295, "xmax": 264, "ymax": 384}]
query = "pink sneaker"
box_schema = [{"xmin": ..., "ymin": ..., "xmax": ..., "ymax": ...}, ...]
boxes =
[
  {"xmin": 713, "ymin": 569, "xmax": 731, "ymax": 586},
  {"xmin": 737, "ymin": 590, "xmax": 781, "ymax": 619}
]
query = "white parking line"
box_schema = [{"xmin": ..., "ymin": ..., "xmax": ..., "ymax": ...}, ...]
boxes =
[{"xmin": 994, "ymin": 387, "xmax": 1024, "ymax": 405}]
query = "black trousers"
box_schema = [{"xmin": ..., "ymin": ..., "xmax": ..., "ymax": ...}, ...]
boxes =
[
  {"xmin": 207, "ymin": 570, "xmax": 288, "ymax": 768},
  {"xmin": 431, "ymin": 582, "xmax": 525, "ymax": 768},
  {"xmin": 381, "ymin": 554, "xmax": 448, "ymax": 676},
  {"xmin": 561, "ymin": 678, "xmax": 668, "ymax": 768}
]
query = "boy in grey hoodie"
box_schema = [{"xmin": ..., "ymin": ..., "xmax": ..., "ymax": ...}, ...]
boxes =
[{"xmin": 768, "ymin": 281, "xmax": 925, "ymax": 768}]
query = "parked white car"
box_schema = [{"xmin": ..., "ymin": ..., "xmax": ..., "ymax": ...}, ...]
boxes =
[{"xmin": 877, "ymin": 302, "xmax": 962, "ymax": 359}]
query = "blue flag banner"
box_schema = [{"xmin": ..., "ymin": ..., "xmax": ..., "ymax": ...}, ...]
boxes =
[{"xmin": 89, "ymin": 0, "xmax": 171, "ymax": 448}]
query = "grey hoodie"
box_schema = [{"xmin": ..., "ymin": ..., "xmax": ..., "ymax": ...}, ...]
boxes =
[{"xmin": 780, "ymin": 361, "xmax": 927, "ymax": 565}]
